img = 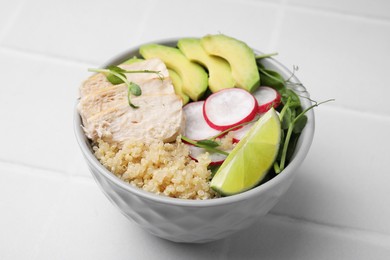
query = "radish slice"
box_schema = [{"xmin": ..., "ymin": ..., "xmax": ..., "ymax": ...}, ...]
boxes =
[
  {"xmin": 233, "ymin": 111, "xmax": 280, "ymax": 143},
  {"xmin": 183, "ymin": 101, "xmax": 221, "ymax": 141},
  {"xmin": 253, "ymin": 86, "xmax": 281, "ymax": 113},
  {"xmin": 203, "ymin": 88, "xmax": 258, "ymax": 131},
  {"xmin": 187, "ymin": 145, "xmax": 228, "ymax": 166},
  {"xmin": 231, "ymin": 120, "xmax": 257, "ymax": 143}
]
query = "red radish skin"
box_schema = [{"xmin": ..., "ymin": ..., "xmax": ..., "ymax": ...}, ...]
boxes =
[
  {"xmin": 253, "ymin": 86, "xmax": 281, "ymax": 114},
  {"xmin": 183, "ymin": 101, "xmax": 221, "ymax": 141},
  {"xmin": 187, "ymin": 144, "xmax": 228, "ymax": 166},
  {"xmin": 203, "ymin": 88, "xmax": 258, "ymax": 131}
]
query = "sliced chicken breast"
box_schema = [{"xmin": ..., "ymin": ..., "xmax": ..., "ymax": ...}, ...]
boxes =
[
  {"xmin": 83, "ymin": 94, "xmax": 182, "ymax": 144},
  {"xmin": 78, "ymin": 58, "xmax": 183, "ymax": 145},
  {"xmin": 80, "ymin": 73, "xmax": 113, "ymax": 97},
  {"xmin": 78, "ymin": 78, "xmax": 175, "ymax": 120},
  {"xmin": 119, "ymin": 58, "xmax": 170, "ymax": 84}
]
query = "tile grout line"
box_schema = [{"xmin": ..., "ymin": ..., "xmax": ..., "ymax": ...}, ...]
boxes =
[
  {"xmin": 30, "ymin": 176, "xmax": 73, "ymax": 260},
  {"xmin": 319, "ymin": 104, "xmax": 390, "ymax": 122},
  {"xmin": 1, "ymin": 47, "xmax": 388, "ymax": 120},
  {"xmin": 267, "ymin": 0, "xmax": 288, "ymax": 51},
  {"xmin": 230, "ymin": 0, "xmax": 390, "ymax": 25},
  {"xmin": 0, "ymin": 45, "xmax": 96, "ymax": 68},
  {"xmin": 0, "ymin": 159, "xmax": 67, "ymax": 177},
  {"xmin": 0, "ymin": 0, "xmax": 387, "ymax": 253},
  {"xmin": 0, "ymin": 159, "xmax": 93, "ymax": 183},
  {"xmin": 222, "ymin": 0, "xmax": 282, "ymax": 8},
  {"xmin": 0, "ymin": 0, "xmax": 26, "ymax": 43},
  {"xmin": 284, "ymin": 1, "xmax": 390, "ymax": 25},
  {"xmin": 130, "ymin": 0, "xmax": 156, "ymax": 45},
  {"xmin": 0, "ymin": 1, "xmax": 388, "ymax": 69},
  {"xmin": 0, "ymin": 0, "xmax": 156, "ymax": 69},
  {"xmin": 261, "ymin": 1, "xmax": 389, "ymax": 121},
  {"xmin": 2, "ymin": 159, "xmax": 390, "ymax": 243},
  {"xmin": 267, "ymin": 212, "xmax": 390, "ymax": 248}
]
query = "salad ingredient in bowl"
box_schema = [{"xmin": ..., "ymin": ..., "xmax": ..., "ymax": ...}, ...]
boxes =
[
  {"xmin": 78, "ymin": 34, "xmax": 311, "ymax": 199},
  {"xmin": 78, "ymin": 58, "xmax": 183, "ymax": 144},
  {"xmin": 75, "ymin": 34, "xmax": 317, "ymax": 242}
]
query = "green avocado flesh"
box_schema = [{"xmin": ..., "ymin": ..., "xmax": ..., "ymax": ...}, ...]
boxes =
[
  {"xmin": 200, "ymin": 34, "xmax": 260, "ymax": 92},
  {"xmin": 168, "ymin": 68, "xmax": 190, "ymax": 105},
  {"xmin": 139, "ymin": 44, "xmax": 208, "ymax": 101},
  {"xmin": 122, "ymin": 57, "xmax": 144, "ymax": 64},
  {"xmin": 177, "ymin": 38, "xmax": 235, "ymax": 93},
  {"xmin": 119, "ymin": 57, "xmax": 188, "ymax": 104}
]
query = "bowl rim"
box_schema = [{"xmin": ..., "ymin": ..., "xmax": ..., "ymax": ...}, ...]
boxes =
[{"xmin": 74, "ymin": 37, "xmax": 315, "ymax": 208}]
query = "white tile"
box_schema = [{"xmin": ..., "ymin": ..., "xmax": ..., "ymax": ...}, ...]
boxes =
[
  {"xmin": 271, "ymin": 107, "xmax": 390, "ymax": 235},
  {"xmin": 138, "ymin": 0, "xmax": 280, "ymax": 54},
  {"xmin": 33, "ymin": 178, "xmax": 154, "ymax": 260},
  {"xmin": 0, "ymin": 50, "xmax": 89, "ymax": 176},
  {"xmin": 0, "ymin": 163, "xmax": 69, "ymax": 259},
  {"xmin": 30, "ymin": 178, "xmax": 390, "ymax": 260},
  {"xmin": 0, "ymin": 165, "xmax": 387, "ymax": 259},
  {"xmin": 1, "ymin": 0, "xmax": 153, "ymax": 64},
  {"xmin": 2, "ymin": 0, "xmax": 390, "ymax": 257},
  {"xmin": 222, "ymin": 214, "xmax": 390, "ymax": 260},
  {"xmin": 289, "ymin": 0, "xmax": 390, "ymax": 20},
  {"xmin": 274, "ymin": 8, "xmax": 390, "ymax": 116},
  {"xmin": 261, "ymin": 6, "xmax": 390, "ymax": 235},
  {"xmin": 0, "ymin": 0, "xmax": 24, "ymax": 41}
]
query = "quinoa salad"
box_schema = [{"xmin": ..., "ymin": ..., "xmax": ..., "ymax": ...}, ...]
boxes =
[
  {"xmin": 77, "ymin": 34, "xmax": 310, "ymax": 199},
  {"xmin": 78, "ymin": 57, "xmax": 221, "ymax": 199},
  {"xmin": 93, "ymin": 136, "xmax": 235, "ymax": 200}
]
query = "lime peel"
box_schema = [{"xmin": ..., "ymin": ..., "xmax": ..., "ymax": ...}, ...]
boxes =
[{"xmin": 210, "ymin": 108, "xmax": 281, "ymax": 196}]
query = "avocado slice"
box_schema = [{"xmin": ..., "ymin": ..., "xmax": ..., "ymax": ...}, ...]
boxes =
[
  {"xmin": 139, "ymin": 44, "xmax": 208, "ymax": 101},
  {"xmin": 120, "ymin": 57, "xmax": 189, "ymax": 104},
  {"xmin": 122, "ymin": 56, "xmax": 144, "ymax": 65},
  {"xmin": 168, "ymin": 68, "xmax": 190, "ymax": 105},
  {"xmin": 200, "ymin": 34, "xmax": 260, "ymax": 92},
  {"xmin": 177, "ymin": 38, "xmax": 235, "ymax": 93}
]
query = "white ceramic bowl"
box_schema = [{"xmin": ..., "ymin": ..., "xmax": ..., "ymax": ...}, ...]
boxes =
[{"xmin": 74, "ymin": 39, "xmax": 315, "ymax": 243}]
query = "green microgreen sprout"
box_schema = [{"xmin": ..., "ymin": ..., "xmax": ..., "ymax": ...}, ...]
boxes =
[
  {"xmin": 250, "ymin": 55, "xmax": 337, "ymax": 176},
  {"xmin": 255, "ymin": 52, "xmax": 279, "ymax": 60},
  {"xmin": 88, "ymin": 66, "xmax": 164, "ymax": 108},
  {"xmin": 181, "ymin": 119, "xmax": 260, "ymax": 157},
  {"xmin": 209, "ymin": 120, "xmax": 256, "ymax": 141},
  {"xmin": 255, "ymin": 60, "xmax": 335, "ymax": 174},
  {"xmin": 284, "ymin": 65, "xmax": 307, "ymax": 92},
  {"xmin": 181, "ymin": 136, "xmax": 229, "ymax": 156},
  {"xmin": 274, "ymin": 97, "xmax": 335, "ymax": 173}
]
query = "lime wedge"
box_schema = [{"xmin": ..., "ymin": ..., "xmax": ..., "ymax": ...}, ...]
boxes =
[{"xmin": 210, "ymin": 108, "xmax": 281, "ymax": 196}]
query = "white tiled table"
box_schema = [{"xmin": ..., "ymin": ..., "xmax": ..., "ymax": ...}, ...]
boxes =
[{"xmin": 1, "ymin": 0, "xmax": 390, "ymax": 259}]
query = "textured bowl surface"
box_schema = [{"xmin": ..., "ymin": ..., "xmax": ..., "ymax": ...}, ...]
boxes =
[{"xmin": 74, "ymin": 39, "xmax": 315, "ymax": 243}]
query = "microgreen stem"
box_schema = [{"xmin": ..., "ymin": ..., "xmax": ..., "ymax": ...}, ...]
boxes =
[
  {"xmin": 181, "ymin": 135, "xmax": 197, "ymax": 146},
  {"xmin": 209, "ymin": 120, "xmax": 256, "ymax": 140},
  {"xmin": 278, "ymin": 98, "xmax": 335, "ymax": 172},
  {"xmin": 88, "ymin": 68, "xmax": 130, "ymax": 85},
  {"xmin": 285, "ymin": 65, "xmax": 299, "ymax": 82},
  {"xmin": 258, "ymin": 67, "xmax": 285, "ymax": 85},
  {"xmin": 255, "ymin": 52, "xmax": 278, "ymax": 59},
  {"xmin": 274, "ymin": 161, "xmax": 281, "ymax": 174},
  {"xmin": 279, "ymin": 97, "xmax": 291, "ymax": 122},
  {"xmin": 293, "ymin": 99, "xmax": 335, "ymax": 125},
  {"xmin": 88, "ymin": 68, "xmax": 141, "ymax": 108},
  {"xmin": 279, "ymin": 122, "xmax": 294, "ymax": 171},
  {"xmin": 181, "ymin": 136, "xmax": 229, "ymax": 156},
  {"xmin": 121, "ymin": 69, "xmax": 164, "ymax": 81}
]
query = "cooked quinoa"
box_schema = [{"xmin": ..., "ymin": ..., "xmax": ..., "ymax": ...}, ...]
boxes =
[{"xmin": 93, "ymin": 136, "xmax": 222, "ymax": 200}]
